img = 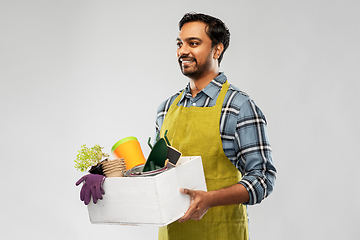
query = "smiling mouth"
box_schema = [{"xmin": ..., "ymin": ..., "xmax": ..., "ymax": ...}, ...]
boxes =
[{"xmin": 179, "ymin": 58, "xmax": 196, "ymax": 67}]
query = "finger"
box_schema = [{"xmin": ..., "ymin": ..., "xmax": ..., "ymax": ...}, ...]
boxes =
[
  {"xmin": 178, "ymin": 201, "xmax": 197, "ymax": 223},
  {"xmin": 92, "ymin": 190, "xmax": 98, "ymax": 204},
  {"xmin": 80, "ymin": 184, "xmax": 86, "ymax": 201},
  {"xmin": 84, "ymin": 184, "xmax": 91, "ymax": 205},
  {"xmin": 178, "ymin": 188, "xmax": 195, "ymax": 222},
  {"xmin": 75, "ymin": 176, "xmax": 85, "ymax": 186},
  {"xmin": 100, "ymin": 177, "xmax": 105, "ymax": 195},
  {"xmin": 92, "ymin": 186, "xmax": 102, "ymax": 204}
]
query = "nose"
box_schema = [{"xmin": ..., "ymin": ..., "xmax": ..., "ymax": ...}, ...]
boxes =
[{"xmin": 177, "ymin": 43, "xmax": 190, "ymax": 57}]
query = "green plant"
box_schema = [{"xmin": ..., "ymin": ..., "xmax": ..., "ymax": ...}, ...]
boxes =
[{"xmin": 74, "ymin": 144, "xmax": 109, "ymax": 172}]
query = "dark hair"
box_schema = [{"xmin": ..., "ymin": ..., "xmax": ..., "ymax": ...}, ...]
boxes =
[{"xmin": 179, "ymin": 12, "xmax": 230, "ymax": 65}]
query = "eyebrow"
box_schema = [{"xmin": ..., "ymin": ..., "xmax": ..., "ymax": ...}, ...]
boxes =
[{"xmin": 176, "ymin": 37, "xmax": 203, "ymax": 42}]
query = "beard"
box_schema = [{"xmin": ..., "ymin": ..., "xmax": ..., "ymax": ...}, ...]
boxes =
[{"xmin": 179, "ymin": 52, "xmax": 213, "ymax": 80}]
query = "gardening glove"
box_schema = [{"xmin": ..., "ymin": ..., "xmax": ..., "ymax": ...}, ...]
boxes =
[{"xmin": 75, "ymin": 174, "xmax": 106, "ymax": 205}]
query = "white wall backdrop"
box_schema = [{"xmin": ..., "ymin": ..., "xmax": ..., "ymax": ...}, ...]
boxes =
[{"xmin": 1, "ymin": 0, "xmax": 359, "ymax": 239}]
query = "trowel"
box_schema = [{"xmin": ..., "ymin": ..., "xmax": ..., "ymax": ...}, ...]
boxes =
[{"xmin": 143, "ymin": 130, "xmax": 182, "ymax": 172}]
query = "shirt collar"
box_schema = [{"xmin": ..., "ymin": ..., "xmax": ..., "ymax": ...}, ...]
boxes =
[{"xmin": 181, "ymin": 72, "xmax": 227, "ymax": 101}]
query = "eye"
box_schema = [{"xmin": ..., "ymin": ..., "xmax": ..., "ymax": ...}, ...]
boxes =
[
  {"xmin": 176, "ymin": 42, "xmax": 183, "ymax": 48},
  {"xmin": 189, "ymin": 41, "xmax": 200, "ymax": 47}
]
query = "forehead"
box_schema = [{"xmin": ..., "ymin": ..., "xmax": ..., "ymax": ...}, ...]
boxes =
[{"xmin": 177, "ymin": 21, "xmax": 210, "ymax": 42}]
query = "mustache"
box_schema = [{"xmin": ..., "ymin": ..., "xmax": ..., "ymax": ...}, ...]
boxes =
[{"xmin": 178, "ymin": 55, "xmax": 196, "ymax": 62}]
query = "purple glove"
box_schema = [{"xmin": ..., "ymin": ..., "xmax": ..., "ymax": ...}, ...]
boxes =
[{"xmin": 75, "ymin": 174, "xmax": 106, "ymax": 205}]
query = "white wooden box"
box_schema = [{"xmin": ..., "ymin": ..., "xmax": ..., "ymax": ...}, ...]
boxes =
[{"xmin": 87, "ymin": 156, "xmax": 207, "ymax": 226}]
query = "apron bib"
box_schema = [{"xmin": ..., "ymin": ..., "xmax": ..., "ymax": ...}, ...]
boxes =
[{"xmin": 158, "ymin": 81, "xmax": 249, "ymax": 240}]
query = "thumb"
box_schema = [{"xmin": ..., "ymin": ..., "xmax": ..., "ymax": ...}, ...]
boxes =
[
  {"xmin": 75, "ymin": 176, "xmax": 85, "ymax": 186},
  {"xmin": 179, "ymin": 188, "xmax": 192, "ymax": 195}
]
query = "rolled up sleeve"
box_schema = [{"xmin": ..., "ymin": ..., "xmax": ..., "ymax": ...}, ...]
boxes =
[{"xmin": 235, "ymin": 99, "xmax": 277, "ymax": 205}]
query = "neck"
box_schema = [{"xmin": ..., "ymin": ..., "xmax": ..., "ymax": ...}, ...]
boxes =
[{"xmin": 189, "ymin": 70, "xmax": 219, "ymax": 98}]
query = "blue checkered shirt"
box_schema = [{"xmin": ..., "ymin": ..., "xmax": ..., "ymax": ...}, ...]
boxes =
[{"xmin": 155, "ymin": 72, "xmax": 276, "ymax": 205}]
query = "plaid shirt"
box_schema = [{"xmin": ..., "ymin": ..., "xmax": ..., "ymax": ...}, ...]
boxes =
[{"xmin": 155, "ymin": 73, "xmax": 276, "ymax": 205}]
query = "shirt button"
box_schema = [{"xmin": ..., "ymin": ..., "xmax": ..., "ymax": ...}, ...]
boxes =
[{"xmin": 192, "ymin": 103, "xmax": 196, "ymax": 106}]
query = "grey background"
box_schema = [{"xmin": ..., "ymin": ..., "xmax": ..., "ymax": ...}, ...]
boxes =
[{"xmin": 1, "ymin": 0, "xmax": 359, "ymax": 239}]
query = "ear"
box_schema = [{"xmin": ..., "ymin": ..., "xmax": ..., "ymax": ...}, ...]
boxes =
[{"xmin": 213, "ymin": 43, "xmax": 224, "ymax": 60}]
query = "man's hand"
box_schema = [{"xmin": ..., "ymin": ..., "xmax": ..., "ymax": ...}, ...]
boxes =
[
  {"xmin": 178, "ymin": 188, "xmax": 213, "ymax": 223},
  {"xmin": 177, "ymin": 184, "xmax": 250, "ymax": 223}
]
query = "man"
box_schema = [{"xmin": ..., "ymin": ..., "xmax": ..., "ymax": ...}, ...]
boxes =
[{"xmin": 155, "ymin": 12, "xmax": 276, "ymax": 240}]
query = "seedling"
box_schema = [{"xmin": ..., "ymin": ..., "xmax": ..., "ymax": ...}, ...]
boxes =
[{"xmin": 74, "ymin": 144, "xmax": 109, "ymax": 172}]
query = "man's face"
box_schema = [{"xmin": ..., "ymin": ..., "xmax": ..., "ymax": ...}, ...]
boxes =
[{"xmin": 176, "ymin": 21, "xmax": 215, "ymax": 79}]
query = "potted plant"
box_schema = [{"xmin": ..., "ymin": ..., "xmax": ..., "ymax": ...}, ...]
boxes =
[{"xmin": 74, "ymin": 144, "xmax": 109, "ymax": 175}]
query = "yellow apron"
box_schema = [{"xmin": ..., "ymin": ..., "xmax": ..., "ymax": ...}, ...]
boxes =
[{"xmin": 159, "ymin": 81, "xmax": 249, "ymax": 240}]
